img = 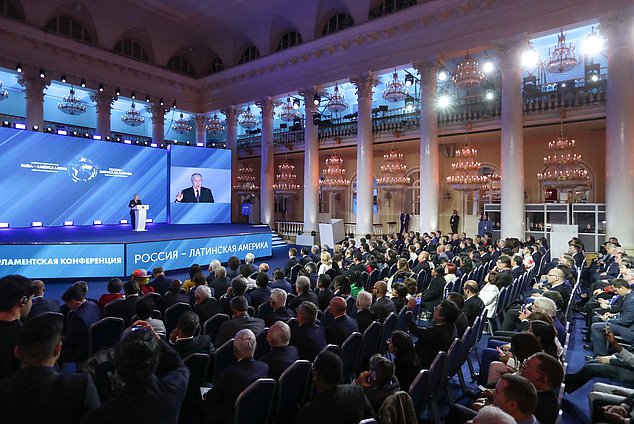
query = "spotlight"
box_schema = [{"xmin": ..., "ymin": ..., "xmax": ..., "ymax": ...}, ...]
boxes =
[
  {"xmin": 211, "ymin": 142, "xmax": 216, "ymax": 147},
  {"xmin": 150, "ymin": 143, "xmax": 158, "ymax": 147},
  {"xmin": 123, "ymin": 139, "xmax": 132, "ymax": 144},
  {"xmin": 32, "ymin": 125, "xmax": 39, "ymax": 131},
  {"xmin": 159, "ymin": 98, "xmax": 164, "ymax": 106},
  {"xmin": 93, "ymin": 220, "xmax": 102, "ymax": 225},
  {"xmin": 405, "ymin": 98, "xmax": 415, "ymax": 112},
  {"xmin": 312, "ymin": 112, "xmax": 321, "ymax": 126},
  {"xmin": 105, "ymin": 136, "xmax": 111, "ymax": 141},
  {"xmin": 582, "ymin": 31, "xmax": 604, "ymax": 56},
  {"xmin": 98, "ymin": 83, "xmax": 104, "ymax": 92},
  {"xmin": 84, "ymin": 132, "xmax": 90, "ymax": 138},
  {"xmin": 438, "ymin": 71, "xmax": 448, "ymax": 81},
  {"xmin": 63, "ymin": 220, "xmax": 74, "ymax": 226},
  {"xmin": 92, "ymin": 135, "xmax": 102, "ymax": 140},
  {"xmin": 293, "ymin": 98, "xmax": 300, "ymax": 109},
  {"xmin": 61, "ymin": 74, "xmax": 67, "ymax": 83},
  {"xmin": 0, "ymin": 222, "xmax": 9, "ymax": 228},
  {"xmin": 404, "ymin": 74, "xmax": 414, "ymax": 87},
  {"xmin": 172, "ymin": 100, "xmax": 177, "ymax": 109},
  {"xmin": 145, "ymin": 95, "xmax": 150, "ymax": 103},
  {"xmin": 521, "ymin": 48, "xmax": 539, "ymax": 68},
  {"xmin": 131, "ymin": 91, "xmax": 136, "ymax": 100},
  {"xmin": 438, "ymin": 95, "xmax": 451, "ymax": 108},
  {"xmin": 313, "ymin": 94, "xmax": 320, "ymax": 106},
  {"xmin": 72, "ymin": 131, "xmax": 78, "ymax": 136},
  {"xmin": 482, "ymin": 61, "xmax": 494, "ymax": 74},
  {"xmin": 2, "ymin": 121, "xmax": 9, "ymax": 127},
  {"xmin": 146, "ymin": 218, "xmax": 153, "ymax": 223},
  {"xmin": 57, "ymin": 130, "xmax": 68, "ymax": 135},
  {"xmin": 46, "ymin": 127, "xmax": 53, "ymax": 133},
  {"xmin": 222, "ymin": 144, "xmax": 226, "ymax": 148},
  {"xmin": 591, "ymin": 74, "xmax": 599, "ymax": 82},
  {"xmin": 31, "ymin": 221, "xmax": 43, "ymax": 227},
  {"xmin": 196, "ymin": 142, "xmax": 204, "ymax": 147},
  {"xmin": 585, "ymin": 63, "xmax": 600, "ymax": 84},
  {"xmin": 115, "ymin": 87, "xmax": 121, "ymax": 96},
  {"xmin": 14, "ymin": 123, "xmax": 26, "ymax": 130},
  {"xmin": 39, "ymin": 69, "xmax": 46, "ymax": 78},
  {"xmin": 485, "ymin": 91, "xmax": 494, "ymax": 101},
  {"xmin": 119, "ymin": 219, "xmax": 128, "ymax": 224},
  {"xmin": 80, "ymin": 79, "xmax": 86, "ymax": 87},
  {"xmin": 16, "ymin": 63, "xmax": 22, "ymax": 73}
]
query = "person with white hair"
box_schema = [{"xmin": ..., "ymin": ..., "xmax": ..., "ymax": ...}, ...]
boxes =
[
  {"xmin": 263, "ymin": 288, "xmax": 295, "ymax": 327},
  {"xmin": 289, "ymin": 276, "xmax": 319, "ymax": 311},
  {"xmin": 261, "ymin": 321, "xmax": 299, "ymax": 379},
  {"xmin": 204, "ymin": 329, "xmax": 269, "ymax": 423},
  {"xmin": 472, "ymin": 405, "xmax": 516, "ymax": 424},
  {"xmin": 245, "ymin": 252, "xmax": 258, "ymax": 273},
  {"xmin": 207, "ymin": 259, "xmax": 221, "ymax": 277},
  {"xmin": 355, "ymin": 291, "xmax": 378, "ymax": 333},
  {"xmin": 193, "ymin": 285, "xmax": 222, "ymax": 324}
]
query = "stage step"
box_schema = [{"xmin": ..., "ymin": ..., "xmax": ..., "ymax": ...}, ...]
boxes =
[{"xmin": 251, "ymin": 225, "xmax": 287, "ymax": 248}]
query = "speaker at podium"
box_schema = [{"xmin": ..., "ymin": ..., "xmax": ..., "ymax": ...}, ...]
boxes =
[{"xmin": 131, "ymin": 204, "xmax": 150, "ymax": 231}]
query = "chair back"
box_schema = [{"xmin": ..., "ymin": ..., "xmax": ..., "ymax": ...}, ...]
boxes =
[
  {"xmin": 346, "ymin": 296, "xmax": 358, "ymax": 316},
  {"xmin": 203, "ymin": 313, "xmax": 230, "ymax": 344},
  {"xmin": 379, "ymin": 312, "xmax": 398, "ymax": 353},
  {"xmin": 254, "ymin": 327, "xmax": 271, "ymax": 359},
  {"xmin": 379, "ymin": 266, "xmax": 390, "ymax": 281},
  {"xmin": 235, "ymin": 378, "xmax": 277, "ymax": 424},
  {"xmin": 103, "ymin": 298, "xmax": 124, "ymax": 316},
  {"xmin": 359, "ymin": 321, "xmax": 382, "ymax": 371},
  {"xmin": 286, "ymin": 317, "xmax": 298, "ymax": 329},
  {"xmin": 416, "ymin": 269, "xmax": 428, "ymax": 292},
  {"xmin": 321, "ymin": 307, "xmax": 334, "ymax": 328},
  {"xmin": 286, "ymin": 293, "xmax": 297, "ymax": 308},
  {"xmin": 290, "ymin": 264, "xmax": 303, "ymax": 285},
  {"xmin": 212, "ymin": 338, "xmax": 236, "ymax": 382},
  {"xmin": 340, "ymin": 332, "xmax": 362, "ymax": 382},
  {"xmin": 442, "ymin": 338, "xmax": 462, "ymax": 382},
  {"xmin": 145, "ymin": 292, "xmax": 162, "ymax": 302},
  {"xmin": 165, "ymin": 302, "xmax": 191, "ymax": 335},
  {"xmin": 321, "ymin": 344, "xmax": 341, "ymax": 356},
  {"xmin": 276, "ymin": 360, "xmax": 312, "ymax": 424},
  {"xmin": 378, "ymin": 391, "xmax": 417, "ymax": 424},
  {"xmin": 88, "ymin": 317, "xmax": 124, "ymax": 354},
  {"xmin": 457, "ymin": 326, "xmax": 473, "ymax": 365},
  {"xmin": 184, "ymin": 353, "xmax": 210, "ymax": 392},
  {"xmin": 408, "ymin": 351, "xmax": 447, "ymax": 415},
  {"xmin": 361, "ymin": 271, "xmax": 370, "ymax": 290},
  {"xmin": 389, "ymin": 263, "xmax": 397, "ymax": 277},
  {"xmin": 369, "ymin": 269, "xmax": 381, "ymax": 288},
  {"xmin": 396, "ymin": 305, "xmax": 409, "ymax": 331}
]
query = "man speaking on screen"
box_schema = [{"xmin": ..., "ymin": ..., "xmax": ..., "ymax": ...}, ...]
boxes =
[{"xmin": 175, "ymin": 173, "xmax": 214, "ymax": 203}]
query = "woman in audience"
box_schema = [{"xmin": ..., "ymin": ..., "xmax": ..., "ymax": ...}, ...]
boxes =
[
  {"xmin": 182, "ymin": 263, "xmax": 203, "ymax": 293},
  {"xmin": 419, "ymin": 266, "xmax": 446, "ymax": 312},
  {"xmin": 131, "ymin": 269, "xmax": 155, "ymax": 295},
  {"xmin": 529, "ymin": 319, "xmax": 560, "ymax": 359},
  {"xmin": 388, "ymin": 330, "xmax": 420, "ymax": 392},
  {"xmin": 444, "ymin": 263, "xmax": 458, "ymax": 285},
  {"xmin": 391, "ymin": 283, "xmax": 409, "ymax": 312},
  {"xmin": 387, "ymin": 258, "xmax": 413, "ymax": 293},
  {"xmin": 98, "ymin": 278, "xmax": 124, "ymax": 311},
  {"xmin": 485, "ymin": 332, "xmax": 541, "ymax": 385},
  {"xmin": 479, "ymin": 270, "xmax": 501, "ymax": 318},
  {"xmin": 318, "ymin": 251, "xmax": 333, "ymax": 276},
  {"xmin": 349, "ymin": 271, "xmax": 364, "ymax": 298}
]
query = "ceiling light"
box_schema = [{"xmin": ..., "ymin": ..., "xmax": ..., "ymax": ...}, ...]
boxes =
[
  {"xmin": 145, "ymin": 95, "xmax": 150, "ymax": 103},
  {"xmin": 98, "ymin": 83, "xmax": 104, "ymax": 92},
  {"xmin": 438, "ymin": 95, "xmax": 451, "ymax": 108},
  {"xmin": 39, "ymin": 69, "xmax": 46, "ymax": 78},
  {"xmin": 582, "ymin": 29, "xmax": 604, "ymax": 56},
  {"xmin": 131, "ymin": 90, "xmax": 136, "ymax": 100},
  {"xmin": 438, "ymin": 71, "xmax": 448, "ymax": 81},
  {"xmin": 521, "ymin": 48, "xmax": 540, "ymax": 68},
  {"xmin": 482, "ymin": 61, "xmax": 494, "ymax": 74},
  {"xmin": 16, "ymin": 63, "xmax": 22, "ymax": 73},
  {"xmin": 115, "ymin": 87, "xmax": 121, "ymax": 96},
  {"xmin": 61, "ymin": 74, "xmax": 67, "ymax": 83}
]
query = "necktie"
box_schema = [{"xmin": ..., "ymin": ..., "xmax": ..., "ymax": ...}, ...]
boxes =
[{"xmin": 196, "ymin": 190, "xmax": 200, "ymax": 202}]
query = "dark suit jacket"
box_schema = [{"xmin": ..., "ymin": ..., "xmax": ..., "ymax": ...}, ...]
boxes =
[
  {"xmin": 63, "ymin": 300, "xmax": 102, "ymax": 362},
  {"xmin": 296, "ymin": 384, "xmax": 374, "ymax": 424},
  {"xmin": 291, "ymin": 323, "xmax": 327, "ymax": 361},
  {"xmin": 263, "ymin": 307, "xmax": 295, "ymax": 328},
  {"xmin": 204, "ymin": 358, "xmax": 269, "ymax": 424},
  {"xmin": 178, "ymin": 186, "xmax": 214, "ymax": 203},
  {"xmin": 261, "ymin": 346, "xmax": 299, "ymax": 380},
  {"xmin": 370, "ymin": 297, "xmax": 396, "ymax": 322},
  {"xmin": 300, "ymin": 255, "xmax": 314, "ymax": 266},
  {"xmin": 29, "ymin": 296, "xmax": 61, "ymax": 319},
  {"xmin": 249, "ymin": 287, "xmax": 272, "ymax": 309},
  {"xmin": 290, "ymin": 291, "xmax": 319, "ymax": 312},
  {"xmin": 326, "ymin": 315, "xmax": 359, "ymax": 346},
  {"xmin": 271, "ymin": 279, "xmax": 293, "ymax": 293},
  {"xmin": 412, "ymin": 261, "xmax": 431, "ymax": 275},
  {"xmin": 610, "ymin": 291, "xmax": 634, "ymax": 327},
  {"xmin": 215, "ymin": 314, "xmax": 265, "ymax": 347},
  {"xmin": 317, "ymin": 289, "xmax": 335, "ymax": 311},
  {"xmin": 406, "ymin": 311, "xmax": 457, "ymax": 369},
  {"xmin": 0, "ymin": 366, "xmax": 99, "ymax": 423},
  {"xmin": 172, "ymin": 335, "xmax": 215, "ymax": 358},
  {"xmin": 193, "ymin": 299, "xmax": 223, "ymax": 324},
  {"xmin": 419, "ymin": 276, "xmax": 445, "ymax": 311},
  {"xmin": 105, "ymin": 295, "xmax": 140, "ymax": 325},
  {"xmin": 455, "ymin": 311, "xmax": 468, "ymax": 338},
  {"xmin": 356, "ymin": 309, "xmax": 379, "ymax": 334},
  {"xmin": 157, "ymin": 292, "xmax": 190, "ymax": 314},
  {"xmin": 511, "ymin": 266, "xmax": 525, "ymax": 281},
  {"xmin": 83, "ymin": 340, "xmax": 189, "ymax": 424},
  {"xmin": 284, "ymin": 256, "xmax": 300, "ymax": 276},
  {"xmin": 149, "ymin": 275, "xmax": 172, "ymax": 296},
  {"xmin": 207, "ymin": 277, "xmax": 230, "ymax": 300},
  {"xmin": 463, "ymin": 295, "xmax": 485, "ymax": 326}
]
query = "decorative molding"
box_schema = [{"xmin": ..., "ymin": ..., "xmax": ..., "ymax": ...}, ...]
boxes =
[
  {"xmin": 496, "ymin": 35, "xmax": 526, "ymax": 70},
  {"xmin": 90, "ymin": 92, "xmax": 117, "ymax": 113},
  {"xmin": 221, "ymin": 106, "xmax": 238, "ymax": 124},
  {"xmin": 256, "ymin": 98, "xmax": 278, "ymax": 119},
  {"xmin": 350, "ymin": 73, "xmax": 378, "ymax": 99}
]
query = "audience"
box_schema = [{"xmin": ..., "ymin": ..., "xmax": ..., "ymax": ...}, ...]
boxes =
[
  {"xmin": 406, "ymin": 299, "xmax": 459, "ymax": 368},
  {"xmin": 355, "ymin": 354, "xmax": 400, "ymax": 414},
  {"xmin": 61, "ymin": 283, "xmax": 102, "ymax": 363},
  {"xmin": 215, "ymin": 296, "xmax": 264, "ymax": 347},
  {"xmin": 260, "ymin": 321, "xmax": 299, "ymax": 380},
  {"xmin": 356, "ymin": 290, "xmax": 379, "ymax": 333},
  {"xmin": 135, "ymin": 296, "xmax": 165, "ymax": 337},
  {"xmin": 169, "ymin": 311, "xmax": 214, "ymax": 357},
  {"xmin": 157, "ymin": 279, "xmax": 189, "ymax": 313},
  {"xmin": 193, "ymin": 285, "xmax": 222, "ymax": 324},
  {"xmin": 29, "ymin": 279, "xmax": 61, "ymax": 319},
  {"xmin": 290, "ymin": 301, "xmax": 327, "ymax": 361},
  {"xmin": 105, "ymin": 280, "xmax": 140, "ymax": 325},
  {"xmin": 97, "ymin": 278, "xmax": 124, "ymax": 311},
  {"xmin": 326, "ymin": 296, "xmax": 359, "ymax": 346},
  {"xmin": 148, "ymin": 266, "xmax": 171, "ymax": 295},
  {"xmin": 370, "ymin": 281, "xmax": 396, "ymax": 322},
  {"xmin": 262, "ymin": 288, "xmax": 295, "ymax": 327}
]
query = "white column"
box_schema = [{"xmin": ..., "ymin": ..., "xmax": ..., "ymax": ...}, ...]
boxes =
[
  {"xmin": 498, "ymin": 38, "xmax": 525, "ymax": 239},
  {"xmin": 258, "ymin": 99, "xmax": 275, "ymax": 228},
  {"xmin": 415, "ymin": 61, "xmax": 439, "ymax": 233},
  {"xmin": 301, "ymin": 88, "xmax": 320, "ymax": 233},
  {"xmin": 151, "ymin": 105, "xmax": 166, "ymax": 145},
  {"xmin": 18, "ymin": 70, "xmax": 49, "ymax": 130},
  {"xmin": 351, "ymin": 73, "xmax": 377, "ymax": 236},
  {"xmin": 91, "ymin": 92, "xmax": 115, "ymax": 138},
  {"xmin": 195, "ymin": 114, "xmax": 206, "ymax": 146},
  {"xmin": 602, "ymin": 12, "xmax": 634, "ymax": 248},
  {"xmin": 222, "ymin": 106, "xmax": 239, "ymax": 221}
]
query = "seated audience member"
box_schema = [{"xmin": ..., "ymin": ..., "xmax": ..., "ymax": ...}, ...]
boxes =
[
  {"xmin": 261, "ymin": 321, "xmax": 299, "ymax": 380},
  {"xmin": 0, "ymin": 313, "xmax": 99, "ymax": 423},
  {"xmin": 318, "ymin": 251, "xmax": 334, "ymax": 276},
  {"xmin": 182, "ymin": 264, "xmax": 203, "ymax": 293},
  {"xmin": 135, "ymin": 295, "xmax": 165, "ymax": 337},
  {"xmin": 518, "ymin": 353, "xmax": 562, "ymax": 424},
  {"xmin": 215, "ymin": 296, "xmax": 265, "ymax": 347},
  {"xmin": 479, "ymin": 331, "xmax": 541, "ymax": 386},
  {"xmin": 498, "ymin": 295, "xmax": 559, "ymax": 334},
  {"xmin": 249, "ymin": 272, "xmax": 272, "ymax": 309},
  {"xmin": 193, "ymin": 285, "xmax": 222, "ymax": 325},
  {"xmin": 169, "ymin": 311, "xmax": 214, "ymax": 357},
  {"xmin": 405, "ymin": 299, "xmax": 459, "ymax": 369},
  {"xmin": 263, "ymin": 288, "xmax": 295, "ymax": 327},
  {"xmin": 479, "ymin": 270, "xmax": 501, "ymax": 318},
  {"xmin": 290, "ymin": 276, "xmax": 319, "ymax": 311},
  {"xmin": 207, "ymin": 266, "xmax": 230, "ymax": 300},
  {"xmin": 219, "ymin": 276, "xmax": 249, "ymax": 315},
  {"xmin": 290, "ymin": 301, "xmax": 327, "ymax": 361},
  {"xmin": 531, "ymin": 268, "xmax": 571, "ymax": 311},
  {"xmin": 245, "ymin": 252, "xmax": 259, "ymax": 273},
  {"xmin": 472, "ymin": 405, "xmax": 516, "ymax": 424},
  {"xmin": 131, "ymin": 269, "xmax": 155, "ymax": 295},
  {"xmin": 588, "ymin": 278, "xmax": 634, "ymax": 356},
  {"xmin": 391, "ymin": 283, "xmax": 409, "ymax": 313},
  {"xmin": 106, "ymin": 280, "xmax": 141, "ymax": 325},
  {"xmin": 387, "ymin": 258, "xmax": 413, "ymax": 291},
  {"xmin": 303, "ymin": 260, "xmax": 319, "ymax": 288},
  {"xmin": 98, "ymin": 278, "xmax": 124, "ymax": 311},
  {"xmin": 82, "ymin": 321, "xmax": 189, "ymax": 424},
  {"xmin": 204, "ymin": 329, "xmax": 269, "ymax": 424},
  {"xmin": 296, "ymin": 350, "xmax": 374, "ymax": 424},
  {"xmin": 284, "ymin": 247, "xmax": 300, "ymax": 276},
  {"xmin": 299, "ymin": 247, "xmax": 314, "ymax": 265},
  {"xmin": 463, "ymin": 280, "xmax": 485, "ymax": 326},
  {"xmin": 356, "ymin": 291, "xmax": 379, "ymax": 334},
  {"xmin": 587, "ymin": 383, "xmax": 634, "ymax": 423},
  {"xmin": 350, "ymin": 271, "xmax": 365, "ymax": 298},
  {"xmin": 149, "ymin": 266, "xmax": 172, "ymax": 295},
  {"xmin": 528, "ymin": 319, "xmax": 560, "ymax": 359},
  {"xmin": 511, "ymin": 255, "xmax": 526, "ymax": 280},
  {"xmin": 0, "ymin": 275, "xmax": 35, "ymax": 379},
  {"xmin": 60, "ymin": 284, "xmax": 101, "ymax": 363},
  {"xmin": 240, "ymin": 264, "xmax": 257, "ymax": 290},
  {"xmin": 355, "ymin": 354, "xmax": 400, "ymax": 414},
  {"xmin": 187, "ymin": 272, "xmax": 211, "ymax": 305},
  {"xmin": 157, "ymin": 279, "xmax": 189, "ymax": 314},
  {"xmin": 387, "ymin": 331, "xmax": 419, "ymax": 393},
  {"xmin": 226, "ymin": 256, "xmax": 241, "ymax": 279},
  {"xmin": 205, "ymin": 259, "xmax": 222, "ymax": 284},
  {"xmin": 271, "ymin": 268, "xmax": 292, "ymax": 293},
  {"xmin": 370, "ymin": 281, "xmax": 397, "ymax": 322},
  {"xmin": 447, "ymin": 292, "xmax": 469, "ymax": 338},
  {"xmin": 317, "ymin": 274, "xmax": 335, "ymax": 311},
  {"xmin": 326, "ymin": 296, "xmax": 359, "ymax": 346},
  {"xmin": 28, "ymin": 279, "xmax": 61, "ymax": 319}
]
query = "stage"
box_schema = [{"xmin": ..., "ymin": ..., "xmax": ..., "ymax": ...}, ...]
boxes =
[{"xmin": 0, "ymin": 223, "xmax": 274, "ymax": 279}]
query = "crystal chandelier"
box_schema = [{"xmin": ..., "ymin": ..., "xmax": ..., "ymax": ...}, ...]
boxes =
[
  {"xmin": 239, "ymin": 106, "xmax": 259, "ymax": 130},
  {"xmin": 272, "ymin": 160, "xmax": 301, "ymax": 195},
  {"xmin": 279, "ymin": 97, "xmax": 299, "ymax": 122},
  {"xmin": 377, "ymin": 149, "xmax": 410, "ymax": 191},
  {"xmin": 57, "ymin": 88, "xmax": 86, "ymax": 115},
  {"xmin": 326, "ymin": 84, "xmax": 348, "ymax": 114},
  {"xmin": 481, "ymin": 173, "xmax": 501, "ymax": 202},
  {"xmin": 206, "ymin": 114, "xmax": 225, "ymax": 135},
  {"xmin": 172, "ymin": 113, "xmax": 193, "ymax": 134},
  {"xmin": 452, "ymin": 54, "xmax": 484, "ymax": 89},
  {"xmin": 320, "ymin": 154, "xmax": 350, "ymax": 191},
  {"xmin": 382, "ymin": 71, "xmax": 408, "ymax": 103},
  {"xmin": 121, "ymin": 101, "xmax": 145, "ymax": 126},
  {"xmin": 0, "ymin": 81, "xmax": 8, "ymax": 101},
  {"xmin": 537, "ymin": 116, "xmax": 590, "ymax": 192},
  {"xmin": 545, "ymin": 30, "xmax": 580, "ymax": 74},
  {"xmin": 233, "ymin": 165, "xmax": 259, "ymax": 196},
  {"xmin": 447, "ymin": 125, "xmax": 487, "ymax": 191}
]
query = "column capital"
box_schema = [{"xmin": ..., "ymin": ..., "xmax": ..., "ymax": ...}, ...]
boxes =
[
  {"xmin": 195, "ymin": 114, "xmax": 207, "ymax": 126},
  {"xmin": 600, "ymin": 11, "xmax": 634, "ymax": 48},
  {"xmin": 90, "ymin": 92, "xmax": 116, "ymax": 113},
  {"xmin": 350, "ymin": 73, "xmax": 378, "ymax": 99},
  {"xmin": 18, "ymin": 74, "xmax": 50, "ymax": 101},
  {"xmin": 256, "ymin": 98, "xmax": 278, "ymax": 119},
  {"xmin": 496, "ymin": 35, "xmax": 526, "ymax": 70},
  {"xmin": 221, "ymin": 106, "xmax": 238, "ymax": 123},
  {"xmin": 150, "ymin": 104, "xmax": 167, "ymax": 122},
  {"xmin": 413, "ymin": 60, "xmax": 439, "ymax": 85}
]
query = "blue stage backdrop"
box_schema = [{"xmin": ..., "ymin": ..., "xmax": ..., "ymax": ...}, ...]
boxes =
[
  {"xmin": 169, "ymin": 145, "xmax": 231, "ymax": 224},
  {"xmin": 0, "ymin": 127, "xmax": 167, "ymax": 227}
]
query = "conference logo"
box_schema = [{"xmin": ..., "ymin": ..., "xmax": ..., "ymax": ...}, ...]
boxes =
[{"xmin": 68, "ymin": 157, "xmax": 99, "ymax": 183}]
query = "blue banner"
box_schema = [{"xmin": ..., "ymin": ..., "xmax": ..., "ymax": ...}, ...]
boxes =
[
  {"xmin": 126, "ymin": 233, "xmax": 272, "ymax": 272},
  {"xmin": 0, "ymin": 244, "xmax": 125, "ymax": 278}
]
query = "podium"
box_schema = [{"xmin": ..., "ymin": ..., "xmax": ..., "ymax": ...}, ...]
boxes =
[
  {"xmin": 132, "ymin": 205, "xmax": 149, "ymax": 232},
  {"xmin": 318, "ymin": 219, "xmax": 345, "ymax": 248}
]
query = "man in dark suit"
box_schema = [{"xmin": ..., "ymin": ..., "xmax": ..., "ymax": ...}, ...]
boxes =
[
  {"xmin": 128, "ymin": 194, "xmax": 142, "ymax": 227},
  {"xmin": 399, "ymin": 211, "xmax": 410, "ymax": 235},
  {"xmin": 290, "ymin": 276, "xmax": 319, "ymax": 312},
  {"xmin": 193, "ymin": 285, "xmax": 223, "ymax": 324},
  {"xmin": 0, "ymin": 314, "xmax": 99, "ymax": 423},
  {"xmin": 284, "ymin": 247, "xmax": 300, "ymax": 276},
  {"xmin": 317, "ymin": 274, "xmax": 335, "ymax": 311},
  {"xmin": 249, "ymin": 272, "xmax": 272, "ymax": 309},
  {"xmin": 204, "ymin": 329, "xmax": 269, "ymax": 424},
  {"xmin": 215, "ymin": 296, "xmax": 265, "ymax": 347},
  {"xmin": 511, "ymin": 256, "xmax": 526, "ymax": 280},
  {"xmin": 271, "ymin": 268, "xmax": 293, "ymax": 293},
  {"xmin": 291, "ymin": 301, "xmax": 327, "ymax": 361},
  {"xmin": 83, "ymin": 321, "xmax": 189, "ymax": 424},
  {"xmin": 261, "ymin": 321, "xmax": 299, "ymax": 380},
  {"xmin": 590, "ymin": 279, "xmax": 634, "ymax": 355},
  {"xmin": 207, "ymin": 266, "xmax": 231, "ymax": 300},
  {"xmin": 355, "ymin": 291, "xmax": 379, "ymax": 334},
  {"xmin": 60, "ymin": 284, "xmax": 102, "ymax": 363},
  {"xmin": 157, "ymin": 279, "xmax": 190, "ymax": 313},
  {"xmin": 29, "ymin": 279, "xmax": 61, "ymax": 319},
  {"xmin": 370, "ymin": 281, "xmax": 396, "ymax": 322},
  {"xmin": 148, "ymin": 267, "xmax": 171, "ymax": 296},
  {"xmin": 169, "ymin": 311, "xmax": 214, "ymax": 358},
  {"xmin": 326, "ymin": 296, "xmax": 359, "ymax": 346},
  {"xmin": 462, "ymin": 280, "xmax": 485, "ymax": 326},
  {"xmin": 106, "ymin": 280, "xmax": 141, "ymax": 325},
  {"xmin": 175, "ymin": 172, "xmax": 214, "ymax": 203},
  {"xmin": 0, "ymin": 275, "xmax": 35, "ymax": 380},
  {"xmin": 263, "ymin": 288, "xmax": 295, "ymax": 327},
  {"xmin": 347, "ymin": 252, "xmax": 367, "ymax": 275},
  {"xmin": 450, "ymin": 209, "xmax": 460, "ymax": 234},
  {"xmin": 299, "ymin": 247, "xmax": 314, "ymax": 266}
]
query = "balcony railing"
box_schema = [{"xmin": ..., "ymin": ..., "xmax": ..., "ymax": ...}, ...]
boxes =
[{"xmin": 277, "ymin": 221, "xmax": 384, "ymax": 238}]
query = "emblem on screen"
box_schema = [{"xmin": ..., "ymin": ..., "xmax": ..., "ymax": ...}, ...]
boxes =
[{"xmin": 68, "ymin": 157, "xmax": 99, "ymax": 182}]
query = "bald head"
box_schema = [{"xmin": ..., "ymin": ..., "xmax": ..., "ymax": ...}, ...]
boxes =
[
  {"xmin": 329, "ymin": 296, "xmax": 347, "ymax": 317},
  {"xmin": 267, "ymin": 321, "xmax": 291, "ymax": 347},
  {"xmin": 374, "ymin": 281, "xmax": 387, "ymax": 297}
]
